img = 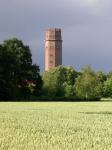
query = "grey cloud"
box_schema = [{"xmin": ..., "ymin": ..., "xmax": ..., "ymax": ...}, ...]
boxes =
[{"xmin": 0, "ymin": 0, "xmax": 112, "ymax": 72}]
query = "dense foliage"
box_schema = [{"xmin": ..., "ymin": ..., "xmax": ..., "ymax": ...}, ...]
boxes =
[
  {"xmin": 42, "ymin": 66, "xmax": 79, "ymax": 99},
  {"xmin": 0, "ymin": 38, "xmax": 42, "ymax": 100},
  {"xmin": 1, "ymin": 38, "xmax": 112, "ymax": 101},
  {"xmin": 75, "ymin": 66, "xmax": 103, "ymax": 100},
  {"xmin": 42, "ymin": 65, "xmax": 112, "ymax": 100}
]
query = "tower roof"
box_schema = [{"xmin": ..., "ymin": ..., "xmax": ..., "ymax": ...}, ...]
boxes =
[{"xmin": 45, "ymin": 28, "xmax": 62, "ymax": 41}]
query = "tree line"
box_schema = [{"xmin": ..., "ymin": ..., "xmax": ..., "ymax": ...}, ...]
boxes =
[{"xmin": 0, "ymin": 38, "xmax": 112, "ymax": 101}]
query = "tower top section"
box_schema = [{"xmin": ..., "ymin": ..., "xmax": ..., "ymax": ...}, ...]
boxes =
[{"xmin": 45, "ymin": 28, "xmax": 62, "ymax": 41}]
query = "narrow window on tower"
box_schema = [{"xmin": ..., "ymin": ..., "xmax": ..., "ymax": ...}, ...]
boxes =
[
  {"xmin": 50, "ymin": 46, "xmax": 54, "ymax": 49},
  {"xmin": 50, "ymin": 60, "xmax": 53, "ymax": 64},
  {"xmin": 50, "ymin": 54, "xmax": 53, "ymax": 57}
]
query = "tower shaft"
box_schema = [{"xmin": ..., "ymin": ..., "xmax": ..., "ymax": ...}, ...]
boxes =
[{"xmin": 45, "ymin": 28, "xmax": 62, "ymax": 71}]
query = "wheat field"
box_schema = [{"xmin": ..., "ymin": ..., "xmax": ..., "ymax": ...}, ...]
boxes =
[{"xmin": 0, "ymin": 102, "xmax": 112, "ymax": 150}]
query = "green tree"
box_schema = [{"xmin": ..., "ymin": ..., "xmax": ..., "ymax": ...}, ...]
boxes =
[
  {"xmin": 0, "ymin": 38, "xmax": 42, "ymax": 100},
  {"xmin": 42, "ymin": 66, "xmax": 78, "ymax": 98},
  {"xmin": 64, "ymin": 66, "xmax": 79, "ymax": 85},
  {"xmin": 103, "ymin": 76, "xmax": 112, "ymax": 98},
  {"xmin": 42, "ymin": 66, "xmax": 65, "ymax": 97},
  {"xmin": 96, "ymin": 71, "xmax": 107, "ymax": 83},
  {"xmin": 96, "ymin": 71, "xmax": 107, "ymax": 97},
  {"xmin": 64, "ymin": 83, "xmax": 75, "ymax": 98},
  {"xmin": 0, "ymin": 44, "xmax": 17, "ymax": 100},
  {"xmin": 75, "ymin": 65, "xmax": 101, "ymax": 100},
  {"xmin": 107, "ymin": 72, "xmax": 112, "ymax": 78}
]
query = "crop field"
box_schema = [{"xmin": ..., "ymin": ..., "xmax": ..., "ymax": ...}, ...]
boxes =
[{"xmin": 0, "ymin": 102, "xmax": 112, "ymax": 150}]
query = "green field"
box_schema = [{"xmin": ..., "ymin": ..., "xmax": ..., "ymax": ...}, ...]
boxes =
[{"xmin": 0, "ymin": 102, "xmax": 112, "ymax": 150}]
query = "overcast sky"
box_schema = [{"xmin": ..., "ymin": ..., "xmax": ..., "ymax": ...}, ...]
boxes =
[{"xmin": 0, "ymin": 0, "xmax": 112, "ymax": 72}]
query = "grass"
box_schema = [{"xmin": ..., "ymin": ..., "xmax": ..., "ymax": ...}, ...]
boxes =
[{"xmin": 0, "ymin": 102, "xmax": 112, "ymax": 149}]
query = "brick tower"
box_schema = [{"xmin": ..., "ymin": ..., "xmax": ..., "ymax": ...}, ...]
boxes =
[{"xmin": 45, "ymin": 28, "xmax": 62, "ymax": 71}]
